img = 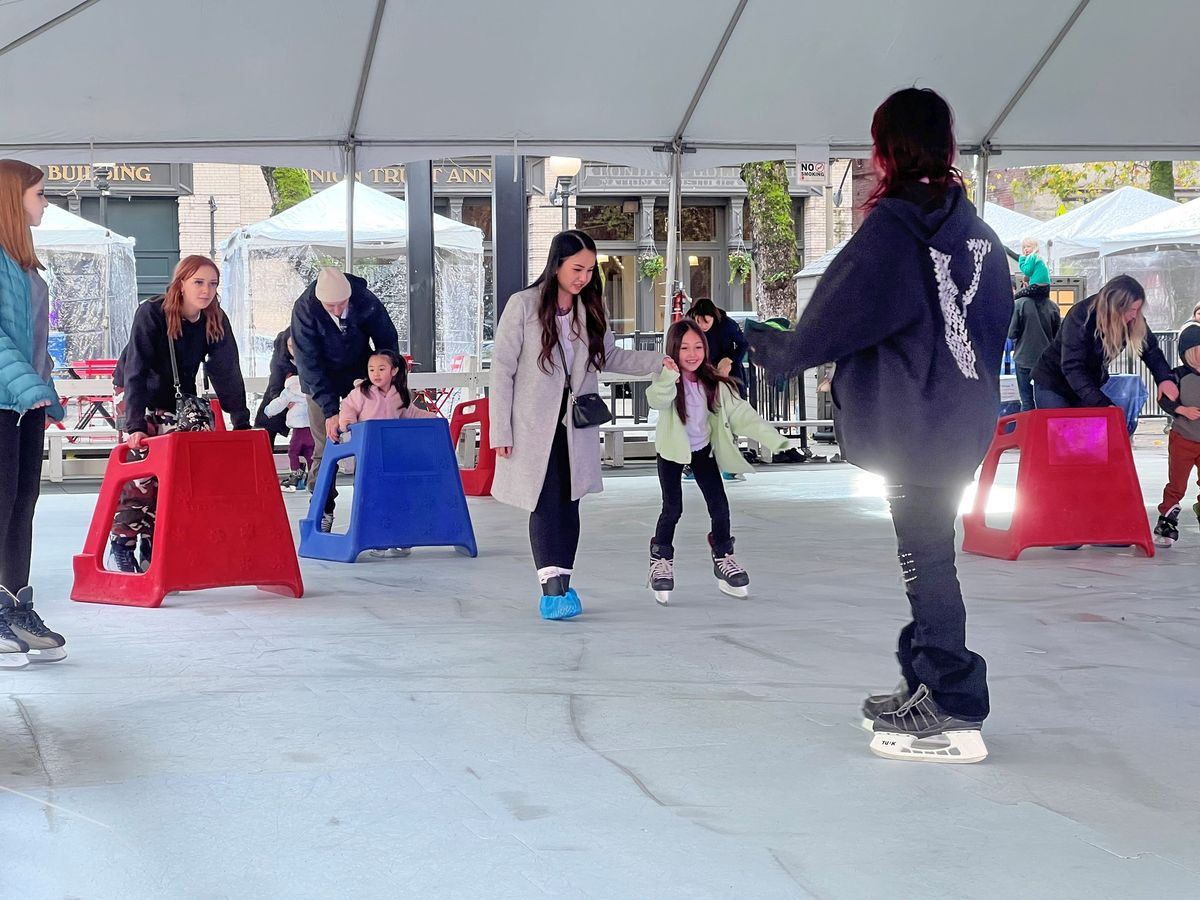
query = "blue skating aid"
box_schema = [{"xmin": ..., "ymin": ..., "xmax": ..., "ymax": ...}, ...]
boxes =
[{"xmin": 539, "ymin": 588, "xmax": 582, "ymax": 620}]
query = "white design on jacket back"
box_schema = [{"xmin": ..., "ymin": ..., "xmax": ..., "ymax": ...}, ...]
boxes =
[{"xmin": 930, "ymin": 238, "xmax": 990, "ymax": 380}]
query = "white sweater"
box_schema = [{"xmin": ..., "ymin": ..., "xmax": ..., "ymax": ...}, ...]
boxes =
[{"xmin": 264, "ymin": 375, "xmax": 311, "ymax": 429}]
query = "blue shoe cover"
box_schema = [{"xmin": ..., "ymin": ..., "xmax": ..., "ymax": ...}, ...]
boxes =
[{"xmin": 539, "ymin": 588, "xmax": 582, "ymax": 620}]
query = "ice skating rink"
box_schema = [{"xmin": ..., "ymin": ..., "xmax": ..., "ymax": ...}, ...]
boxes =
[{"xmin": 6, "ymin": 450, "xmax": 1199, "ymax": 899}]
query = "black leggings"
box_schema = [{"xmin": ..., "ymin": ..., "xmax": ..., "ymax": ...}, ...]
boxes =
[
  {"xmin": 0, "ymin": 408, "xmax": 46, "ymax": 592},
  {"xmin": 654, "ymin": 445, "xmax": 732, "ymax": 557},
  {"xmin": 528, "ymin": 393, "xmax": 580, "ymax": 571}
]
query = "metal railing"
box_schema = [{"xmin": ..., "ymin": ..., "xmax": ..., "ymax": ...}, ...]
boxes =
[{"xmin": 1110, "ymin": 330, "xmax": 1176, "ymax": 419}]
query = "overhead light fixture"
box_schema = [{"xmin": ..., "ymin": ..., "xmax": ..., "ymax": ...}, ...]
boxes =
[
  {"xmin": 596, "ymin": 254, "xmax": 609, "ymax": 263},
  {"xmin": 688, "ymin": 255, "xmax": 700, "ymax": 267}
]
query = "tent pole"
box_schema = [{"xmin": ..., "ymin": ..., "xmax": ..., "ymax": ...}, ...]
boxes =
[
  {"xmin": 344, "ymin": 142, "xmax": 356, "ymax": 271},
  {"xmin": 974, "ymin": 150, "xmax": 990, "ymax": 217},
  {"xmin": 663, "ymin": 141, "xmax": 682, "ymax": 336}
]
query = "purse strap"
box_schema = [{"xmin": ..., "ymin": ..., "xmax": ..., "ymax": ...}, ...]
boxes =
[
  {"xmin": 555, "ymin": 334, "xmax": 576, "ymax": 399},
  {"xmin": 167, "ymin": 334, "xmax": 184, "ymax": 401}
]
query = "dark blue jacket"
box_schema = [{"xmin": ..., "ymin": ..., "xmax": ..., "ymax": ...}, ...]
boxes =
[
  {"xmin": 704, "ymin": 314, "xmax": 748, "ymax": 397},
  {"xmin": 290, "ymin": 274, "xmax": 399, "ymax": 418},
  {"xmin": 750, "ymin": 182, "xmax": 1013, "ymax": 486}
]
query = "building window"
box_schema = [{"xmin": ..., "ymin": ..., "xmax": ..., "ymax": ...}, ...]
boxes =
[
  {"xmin": 653, "ymin": 206, "xmax": 718, "ymax": 243},
  {"xmin": 461, "ymin": 197, "xmax": 492, "ymax": 240},
  {"xmin": 576, "ymin": 203, "xmax": 636, "ymax": 242}
]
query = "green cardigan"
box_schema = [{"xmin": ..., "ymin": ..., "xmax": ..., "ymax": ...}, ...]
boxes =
[{"xmin": 646, "ymin": 367, "xmax": 788, "ymax": 473}]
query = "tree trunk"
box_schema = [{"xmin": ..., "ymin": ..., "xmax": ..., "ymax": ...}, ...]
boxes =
[
  {"xmin": 740, "ymin": 161, "xmax": 799, "ymax": 322},
  {"xmin": 1148, "ymin": 161, "xmax": 1175, "ymax": 200},
  {"xmin": 260, "ymin": 166, "xmax": 313, "ymax": 215},
  {"xmin": 261, "ymin": 166, "xmax": 281, "ymax": 211}
]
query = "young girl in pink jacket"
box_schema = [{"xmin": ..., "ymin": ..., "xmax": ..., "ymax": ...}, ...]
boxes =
[{"xmin": 326, "ymin": 350, "xmax": 435, "ymax": 552}]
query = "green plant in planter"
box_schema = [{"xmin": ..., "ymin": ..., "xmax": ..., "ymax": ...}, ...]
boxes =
[
  {"xmin": 637, "ymin": 253, "xmax": 665, "ymax": 281},
  {"xmin": 728, "ymin": 250, "xmax": 753, "ymax": 285}
]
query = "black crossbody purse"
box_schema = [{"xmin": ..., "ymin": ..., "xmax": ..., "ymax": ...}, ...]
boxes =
[
  {"xmin": 556, "ymin": 340, "xmax": 612, "ymax": 429},
  {"xmin": 167, "ymin": 336, "xmax": 216, "ymax": 431}
]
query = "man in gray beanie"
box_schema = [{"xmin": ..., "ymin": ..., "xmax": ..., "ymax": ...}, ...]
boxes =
[{"xmin": 290, "ymin": 268, "xmax": 399, "ymax": 530}]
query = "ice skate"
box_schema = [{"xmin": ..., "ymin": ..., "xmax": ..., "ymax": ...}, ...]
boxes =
[
  {"xmin": 369, "ymin": 547, "xmax": 412, "ymax": 559},
  {"xmin": 709, "ymin": 534, "xmax": 749, "ymax": 598},
  {"xmin": 319, "ymin": 513, "xmax": 334, "ymax": 533},
  {"xmin": 648, "ymin": 542, "xmax": 674, "ymax": 606},
  {"xmin": 280, "ymin": 470, "xmax": 301, "ymax": 492},
  {"xmin": 860, "ymin": 679, "xmax": 911, "ymax": 731},
  {"xmin": 0, "ymin": 590, "xmax": 30, "ymax": 668},
  {"xmin": 109, "ymin": 537, "xmax": 139, "ymax": 573},
  {"xmin": 1, "ymin": 587, "xmax": 66, "ymax": 663},
  {"xmin": 1154, "ymin": 506, "xmax": 1181, "ymax": 547},
  {"xmin": 870, "ymin": 684, "xmax": 987, "ymax": 764},
  {"xmin": 138, "ymin": 536, "xmax": 153, "ymax": 572}
]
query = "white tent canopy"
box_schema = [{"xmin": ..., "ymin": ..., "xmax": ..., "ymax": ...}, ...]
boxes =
[
  {"xmin": 230, "ymin": 180, "xmax": 483, "ymax": 255},
  {"xmin": 32, "ymin": 203, "xmax": 138, "ymax": 360},
  {"xmin": 982, "ymin": 204, "xmax": 1042, "ymax": 251},
  {"xmin": 1022, "ymin": 186, "xmax": 1179, "ymax": 261},
  {"xmin": 2, "ymin": 1, "xmax": 1199, "ymax": 171},
  {"xmin": 1101, "ymin": 197, "xmax": 1200, "ymax": 256},
  {"xmin": 221, "ymin": 181, "xmax": 484, "ymax": 375}
]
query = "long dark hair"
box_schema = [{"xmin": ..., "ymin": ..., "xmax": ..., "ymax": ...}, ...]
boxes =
[
  {"xmin": 687, "ymin": 297, "xmax": 725, "ymax": 324},
  {"xmin": 358, "ymin": 349, "xmax": 412, "ymax": 408},
  {"xmin": 665, "ymin": 320, "xmax": 738, "ymax": 424},
  {"xmin": 864, "ymin": 87, "xmax": 964, "ymax": 212},
  {"xmin": 529, "ymin": 229, "xmax": 607, "ymax": 375}
]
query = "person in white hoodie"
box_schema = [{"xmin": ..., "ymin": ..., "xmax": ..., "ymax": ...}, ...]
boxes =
[{"xmin": 265, "ymin": 337, "xmax": 314, "ymax": 491}]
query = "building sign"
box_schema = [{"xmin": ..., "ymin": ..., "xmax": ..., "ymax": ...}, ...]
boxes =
[
  {"xmin": 576, "ymin": 162, "xmax": 820, "ymax": 196},
  {"xmin": 40, "ymin": 163, "xmax": 193, "ymax": 196},
  {"xmin": 307, "ymin": 163, "xmax": 496, "ymax": 194},
  {"xmin": 793, "ymin": 160, "xmax": 827, "ymax": 186}
]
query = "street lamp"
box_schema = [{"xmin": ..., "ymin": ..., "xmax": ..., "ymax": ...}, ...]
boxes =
[
  {"xmin": 93, "ymin": 163, "xmax": 114, "ymax": 228},
  {"xmin": 549, "ymin": 175, "xmax": 575, "ymax": 231}
]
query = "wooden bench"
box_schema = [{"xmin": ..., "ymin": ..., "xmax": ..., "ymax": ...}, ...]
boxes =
[
  {"xmin": 44, "ymin": 429, "xmax": 122, "ymax": 482},
  {"xmin": 599, "ymin": 418, "xmax": 836, "ymax": 468}
]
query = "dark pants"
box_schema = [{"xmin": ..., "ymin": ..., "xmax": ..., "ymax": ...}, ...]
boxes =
[
  {"xmin": 112, "ymin": 413, "xmax": 167, "ymax": 546},
  {"xmin": 0, "ymin": 408, "xmax": 46, "ymax": 592},
  {"xmin": 885, "ymin": 483, "xmax": 989, "ymax": 721},
  {"xmin": 1014, "ymin": 366, "xmax": 1036, "ymax": 413},
  {"xmin": 654, "ymin": 445, "xmax": 732, "ymax": 556},
  {"xmin": 288, "ymin": 427, "xmax": 315, "ymax": 471},
  {"xmin": 529, "ymin": 392, "xmax": 580, "ymax": 571},
  {"xmin": 306, "ymin": 398, "xmax": 337, "ymax": 515},
  {"xmin": 1034, "ymin": 382, "xmax": 1141, "ymax": 436},
  {"xmin": 1033, "ymin": 384, "xmax": 1074, "ymax": 410}
]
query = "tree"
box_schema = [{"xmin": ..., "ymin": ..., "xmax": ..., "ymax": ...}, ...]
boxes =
[
  {"xmin": 261, "ymin": 166, "xmax": 313, "ymax": 215},
  {"xmin": 740, "ymin": 161, "xmax": 799, "ymax": 321},
  {"xmin": 1011, "ymin": 161, "xmax": 1197, "ymax": 206}
]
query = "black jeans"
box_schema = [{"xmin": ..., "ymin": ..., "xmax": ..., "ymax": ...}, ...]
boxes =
[
  {"xmin": 529, "ymin": 392, "xmax": 580, "ymax": 571},
  {"xmin": 655, "ymin": 445, "xmax": 732, "ymax": 557},
  {"xmin": 886, "ymin": 483, "xmax": 989, "ymax": 720},
  {"xmin": 1014, "ymin": 365, "xmax": 1036, "ymax": 413},
  {"xmin": 0, "ymin": 408, "xmax": 46, "ymax": 592}
]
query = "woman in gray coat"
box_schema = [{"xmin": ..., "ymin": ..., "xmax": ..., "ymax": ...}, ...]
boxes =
[{"xmin": 490, "ymin": 230, "xmax": 665, "ymax": 620}]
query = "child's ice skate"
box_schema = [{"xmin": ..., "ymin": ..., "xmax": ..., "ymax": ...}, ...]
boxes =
[
  {"xmin": 1154, "ymin": 505, "xmax": 1181, "ymax": 547},
  {"xmin": 0, "ymin": 590, "xmax": 30, "ymax": 668},
  {"xmin": 648, "ymin": 542, "xmax": 674, "ymax": 606},
  {"xmin": 280, "ymin": 470, "xmax": 302, "ymax": 492},
  {"xmin": 1, "ymin": 587, "xmax": 66, "ymax": 663},
  {"xmin": 709, "ymin": 534, "xmax": 749, "ymax": 598},
  {"xmin": 860, "ymin": 679, "xmax": 911, "ymax": 731},
  {"xmin": 869, "ymin": 684, "xmax": 987, "ymax": 764},
  {"xmin": 109, "ymin": 537, "xmax": 139, "ymax": 573}
]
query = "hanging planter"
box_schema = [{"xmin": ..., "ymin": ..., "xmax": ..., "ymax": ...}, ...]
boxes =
[
  {"xmin": 637, "ymin": 252, "xmax": 665, "ymax": 282},
  {"xmin": 728, "ymin": 250, "xmax": 753, "ymax": 285}
]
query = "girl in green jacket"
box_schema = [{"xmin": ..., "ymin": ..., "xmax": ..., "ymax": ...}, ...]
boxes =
[{"xmin": 646, "ymin": 319, "xmax": 788, "ymax": 605}]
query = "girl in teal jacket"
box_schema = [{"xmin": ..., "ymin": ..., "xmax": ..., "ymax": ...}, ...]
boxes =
[
  {"xmin": 646, "ymin": 319, "xmax": 787, "ymax": 605},
  {"xmin": 0, "ymin": 159, "xmax": 67, "ymax": 667}
]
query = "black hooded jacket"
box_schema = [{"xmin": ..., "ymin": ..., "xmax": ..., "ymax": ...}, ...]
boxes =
[
  {"xmin": 750, "ymin": 182, "xmax": 1013, "ymax": 486},
  {"xmin": 290, "ymin": 273, "xmax": 399, "ymax": 418}
]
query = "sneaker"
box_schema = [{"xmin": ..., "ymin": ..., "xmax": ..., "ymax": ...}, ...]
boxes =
[
  {"xmin": 138, "ymin": 536, "xmax": 153, "ymax": 572},
  {"xmin": 648, "ymin": 542, "xmax": 674, "ymax": 606},
  {"xmin": 860, "ymin": 680, "xmax": 911, "ymax": 731},
  {"xmin": 0, "ymin": 590, "xmax": 30, "ymax": 668},
  {"xmin": 2, "ymin": 587, "xmax": 66, "ymax": 662},
  {"xmin": 109, "ymin": 538, "xmax": 139, "ymax": 573},
  {"xmin": 1154, "ymin": 506, "xmax": 1181, "ymax": 547},
  {"xmin": 319, "ymin": 513, "xmax": 334, "ymax": 534},
  {"xmin": 870, "ymin": 684, "xmax": 987, "ymax": 764},
  {"xmin": 709, "ymin": 534, "xmax": 749, "ymax": 598}
]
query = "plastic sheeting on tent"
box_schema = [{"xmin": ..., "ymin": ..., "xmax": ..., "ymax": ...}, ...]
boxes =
[
  {"xmin": 32, "ymin": 204, "xmax": 138, "ymax": 364},
  {"xmin": 1023, "ymin": 186, "xmax": 1179, "ymax": 261},
  {"xmin": 220, "ymin": 181, "xmax": 484, "ymax": 376},
  {"xmin": 3, "ymin": 1, "xmax": 1200, "ymax": 171},
  {"xmin": 1101, "ymin": 197, "xmax": 1200, "ymax": 255}
]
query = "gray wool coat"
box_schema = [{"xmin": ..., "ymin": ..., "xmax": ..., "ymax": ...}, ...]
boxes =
[{"xmin": 489, "ymin": 287, "xmax": 663, "ymax": 512}]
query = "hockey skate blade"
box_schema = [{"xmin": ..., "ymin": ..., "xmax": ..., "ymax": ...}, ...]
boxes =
[
  {"xmin": 0, "ymin": 651, "xmax": 30, "ymax": 669},
  {"xmin": 654, "ymin": 590, "xmax": 670, "ymax": 606},
  {"xmin": 869, "ymin": 729, "xmax": 987, "ymax": 764},
  {"xmin": 718, "ymin": 581, "xmax": 748, "ymax": 598},
  {"xmin": 27, "ymin": 647, "xmax": 67, "ymax": 663}
]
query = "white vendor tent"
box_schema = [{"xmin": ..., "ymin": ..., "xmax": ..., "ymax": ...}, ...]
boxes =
[
  {"xmin": 1023, "ymin": 186, "xmax": 1178, "ymax": 262},
  {"xmin": 32, "ymin": 203, "xmax": 138, "ymax": 363},
  {"xmin": 1101, "ymin": 197, "xmax": 1200, "ymax": 256},
  {"xmin": 220, "ymin": 181, "xmax": 484, "ymax": 375},
  {"xmin": 983, "ymin": 203, "xmax": 1042, "ymax": 251}
]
